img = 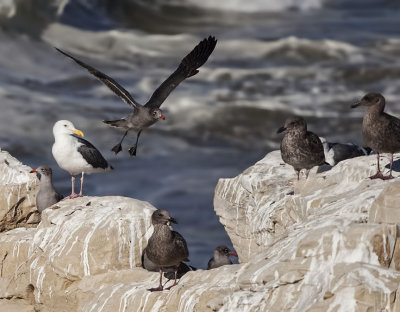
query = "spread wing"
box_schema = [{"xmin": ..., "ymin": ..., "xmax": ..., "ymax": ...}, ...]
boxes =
[
  {"xmin": 144, "ymin": 36, "xmax": 217, "ymax": 109},
  {"xmin": 55, "ymin": 48, "xmax": 140, "ymax": 109}
]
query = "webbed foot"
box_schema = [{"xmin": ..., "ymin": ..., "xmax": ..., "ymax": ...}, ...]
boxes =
[
  {"xmin": 147, "ymin": 285, "xmax": 163, "ymax": 292},
  {"xmin": 111, "ymin": 143, "xmax": 122, "ymax": 155},
  {"xmin": 128, "ymin": 145, "xmax": 137, "ymax": 157},
  {"xmin": 369, "ymin": 171, "xmax": 385, "ymax": 180}
]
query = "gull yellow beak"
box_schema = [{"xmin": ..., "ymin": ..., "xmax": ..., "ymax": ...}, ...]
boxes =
[{"xmin": 72, "ymin": 129, "xmax": 84, "ymax": 137}]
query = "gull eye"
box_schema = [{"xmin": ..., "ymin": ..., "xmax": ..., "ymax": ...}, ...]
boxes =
[{"xmin": 64, "ymin": 124, "xmax": 68, "ymax": 127}]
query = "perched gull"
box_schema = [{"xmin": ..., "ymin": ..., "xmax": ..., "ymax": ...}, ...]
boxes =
[
  {"xmin": 277, "ymin": 116, "xmax": 325, "ymax": 180},
  {"xmin": 351, "ymin": 92, "xmax": 400, "ymax": 179},
  {"xmin": 146, "ymin": 209, "xmax": 189, "ymax": 291},
  {"xmin": 142, "ymin": 248, "xmax": 195, "ymax": 280},
  {"xmin": 319, "ymin": 137, "xmax": 372, "ymax": 166},
  {"xmin": 52, "ymin": 120, "xmax": 113, "ymax": 199},
  {"xmin": 207, "ymin": 245, "xmax": 238, "ymax": 270},
  {"xmin": 55, "ymin": 36, "xmax": 217, "ymax": 156},
  {"xmin": 30, "ymin": 166, "xmax": 63, "ymax": 213}
]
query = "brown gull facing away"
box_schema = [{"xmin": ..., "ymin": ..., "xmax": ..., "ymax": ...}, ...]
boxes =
[
  {"xmin": 277, "ymin": 116, "xmax": 325, "ymax": 180},
  {"xmin": 351, "ymin": 92, "xmax": 400, "ymax": 180},
  {"xmin": 145, "ymin": 209, "xmax": 189, "ymax": 291}
]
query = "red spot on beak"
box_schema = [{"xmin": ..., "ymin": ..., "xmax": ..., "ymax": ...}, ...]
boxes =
[
  {"xmin": 229, "ymin": 252, "xmax": 238, "ymax": 257},
  {"xmin": 160, "ymin": 115, "xmax": 165, "ymax": 120},
  {"xmin": 30, "ymin": 169, "xmax": 37, "ymax": 173}
]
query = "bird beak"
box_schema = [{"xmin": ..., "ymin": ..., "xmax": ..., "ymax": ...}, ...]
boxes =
[
  {"xmin": 30, "ymin": 169, "xmax": 37, "ymax": 173},
  {"xmin": 160, "ymin": 115, "xmax": 165, "ymax": 120},
  {"xmin": 351, "ymin": 101, "xmax": 361, "ymax": 108},
  {"xmin": 72, "ymin": 129, "xmax": 84, "ymax": 137},
  {"xmin": 229, "ymin": 252, "xmax": 238, "ymax": 257},
  {"xmin": 169, "ymin": 217, "xmax": 177, "ymax": 224},
  {"xmin": 277, "ymin": 126, "xmax": 286, "ymax": 134}
]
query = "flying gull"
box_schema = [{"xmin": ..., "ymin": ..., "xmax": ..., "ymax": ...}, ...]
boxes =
[
  {"xmin": 351, "ymin": 92, "xmax": 400, "ymax": 179},
  {"xmin": 146, "ymin": 209, "xmax": 189, "ymax": 291},
  {"xmin": 52, "ymin": 120, "xmax": 113, "ymax": 199},
  {"xmin": 30, "ymin": 166, "xmax": 63, "ymax": 213},
  {"xmin": 277, "ymin": 116, "xmax": 325, "ymax": 180},
  {"xmin": 207, "ymin": 245, "xmax": 238, "ymax": 270},
  {"xmin": 55, "ymin": 36, "xmax": 217, "ymax": 156}
]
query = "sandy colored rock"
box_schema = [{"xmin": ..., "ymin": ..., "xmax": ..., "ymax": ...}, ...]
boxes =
[
  {"xmin": 0, "ymin": 195, "xmax": 156, "ymax": 311},
  {"xmin": 0, "ymin": 150, "xmax": 39, "ymax": 231},
  {"xmin": 1, "ymin": 150, "xmax": 400, "ymax": 311},
  {"xmin": 369, "ymin": 184, "xmax": 400, "ymax": 224}
]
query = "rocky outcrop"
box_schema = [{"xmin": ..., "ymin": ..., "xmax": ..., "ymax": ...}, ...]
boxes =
[
  {"xmin": 0, "ymin": 196, "xmax": 156, "ymax": 311},
  {"xmin": 0, "ymin": 150, "xmax": 40, "ymax": 232},
  {"xmin": 1, "ymin": 150, "xmax": 400, "ymax": 311},
  {"xmin": 214, "ymin": 150, "xmax": 400, "ymax": 310}
]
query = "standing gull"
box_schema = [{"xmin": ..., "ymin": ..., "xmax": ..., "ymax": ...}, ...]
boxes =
[
  {"xmin": 207, "ymin": 245, "xmax": 238, "ymax": 270},
  {"xmin": 142, "ymin": 248, "xmax": 195, "ymax": 280},
  {"xmin": 351, "ymin": 92, "xmax": 400, "ymax": 179},
  {"xmin": 55, "ymin": 36, "xmax": 217, "ymax": 156},
  {"xmin": 277, "ymin": 116, "xmax": 325, "ymax": 180},
  {"xmin": 52, "ymin": 120, "xmax": 113, "ymax": 199},
  {"xmin": 30, "ymin": 166, "xmax": 63, "ymax": 213},
  {"xmin": 146, "ymin": 209, "xmax": 189, "ymax": 291}
]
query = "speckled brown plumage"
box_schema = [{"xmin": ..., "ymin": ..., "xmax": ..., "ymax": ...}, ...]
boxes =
[
  {"xmin": 351, "ymin": 92, "xmax": 400, "ymax": 179},
  {"xmin": 277, "ymin": 116, "xmax": 325, "ymax": 180},
  {"xmin": 146, "ymin": 209, "xmax": 189, "ymax": 291}
]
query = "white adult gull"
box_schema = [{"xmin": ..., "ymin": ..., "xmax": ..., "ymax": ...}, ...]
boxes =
[{"xmin": 52, "ymin": 120, "xmax": 113, "ymax": 199}]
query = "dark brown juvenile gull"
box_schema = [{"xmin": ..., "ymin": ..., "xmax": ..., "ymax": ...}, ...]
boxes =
[
  {"xmin": 277, "ymin": 116, "xmax": 325, "ymax": 180},
  {"xmin": 351, "ymin": 92, "xmax": 400, "ymax": 180},
  {"xmin": 55, "ymin": 36, "xmax": 217, "ymax": 157},
  {"xmin": 146, "ymin": 209, "xmax": 189, "ymax": 291},
  {"xmin": 30, "ymin": 166, "xmax": 63, "ymax": 213},
  {"xmin": 142, "ymin": 248, "xmax": 195, "ymax": 280},
  {"xmin": 207, "ymin": 245, "xmax": 238, "ymax": 270}
]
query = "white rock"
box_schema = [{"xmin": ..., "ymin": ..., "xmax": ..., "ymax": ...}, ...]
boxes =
[{"xmin": 1, "ymin": 150, "xmax": 400, "ymax": 311}]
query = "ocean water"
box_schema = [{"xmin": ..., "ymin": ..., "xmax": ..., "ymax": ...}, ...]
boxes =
[{"xmin": 1, "ymin": 0, "xmax": 400, "ymax": 268}]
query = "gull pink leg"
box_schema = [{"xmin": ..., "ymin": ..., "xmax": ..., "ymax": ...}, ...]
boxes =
[
  {"xmin": 382, "ymin": 153, "xmax": 395, "ymax": 180},
  {"xmin": 79, "ymin": 172, "xmax": 85, "ymax": 196},
  {"xmin": 165, "ymin": 267, "xmax": 178, "ymax": 290},
  {"xmin": 370, "ymin": 153, "xmax": 385, "ymax": 179},
  {"xmin": 64, "ymin": 176, "xmax": 80, "ymax": 199},
  {"xmin": 148, "ymin": 268, "xmax": 164, "ymax": 292}
]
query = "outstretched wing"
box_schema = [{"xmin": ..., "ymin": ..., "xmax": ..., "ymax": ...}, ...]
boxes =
[
  {"xmin": 55, "ymin": 48, "xmax": 140, "ymax": 109},
  {"xmin": 145, "ymin": 36, "xmax": 217, "ymax": 109}
]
